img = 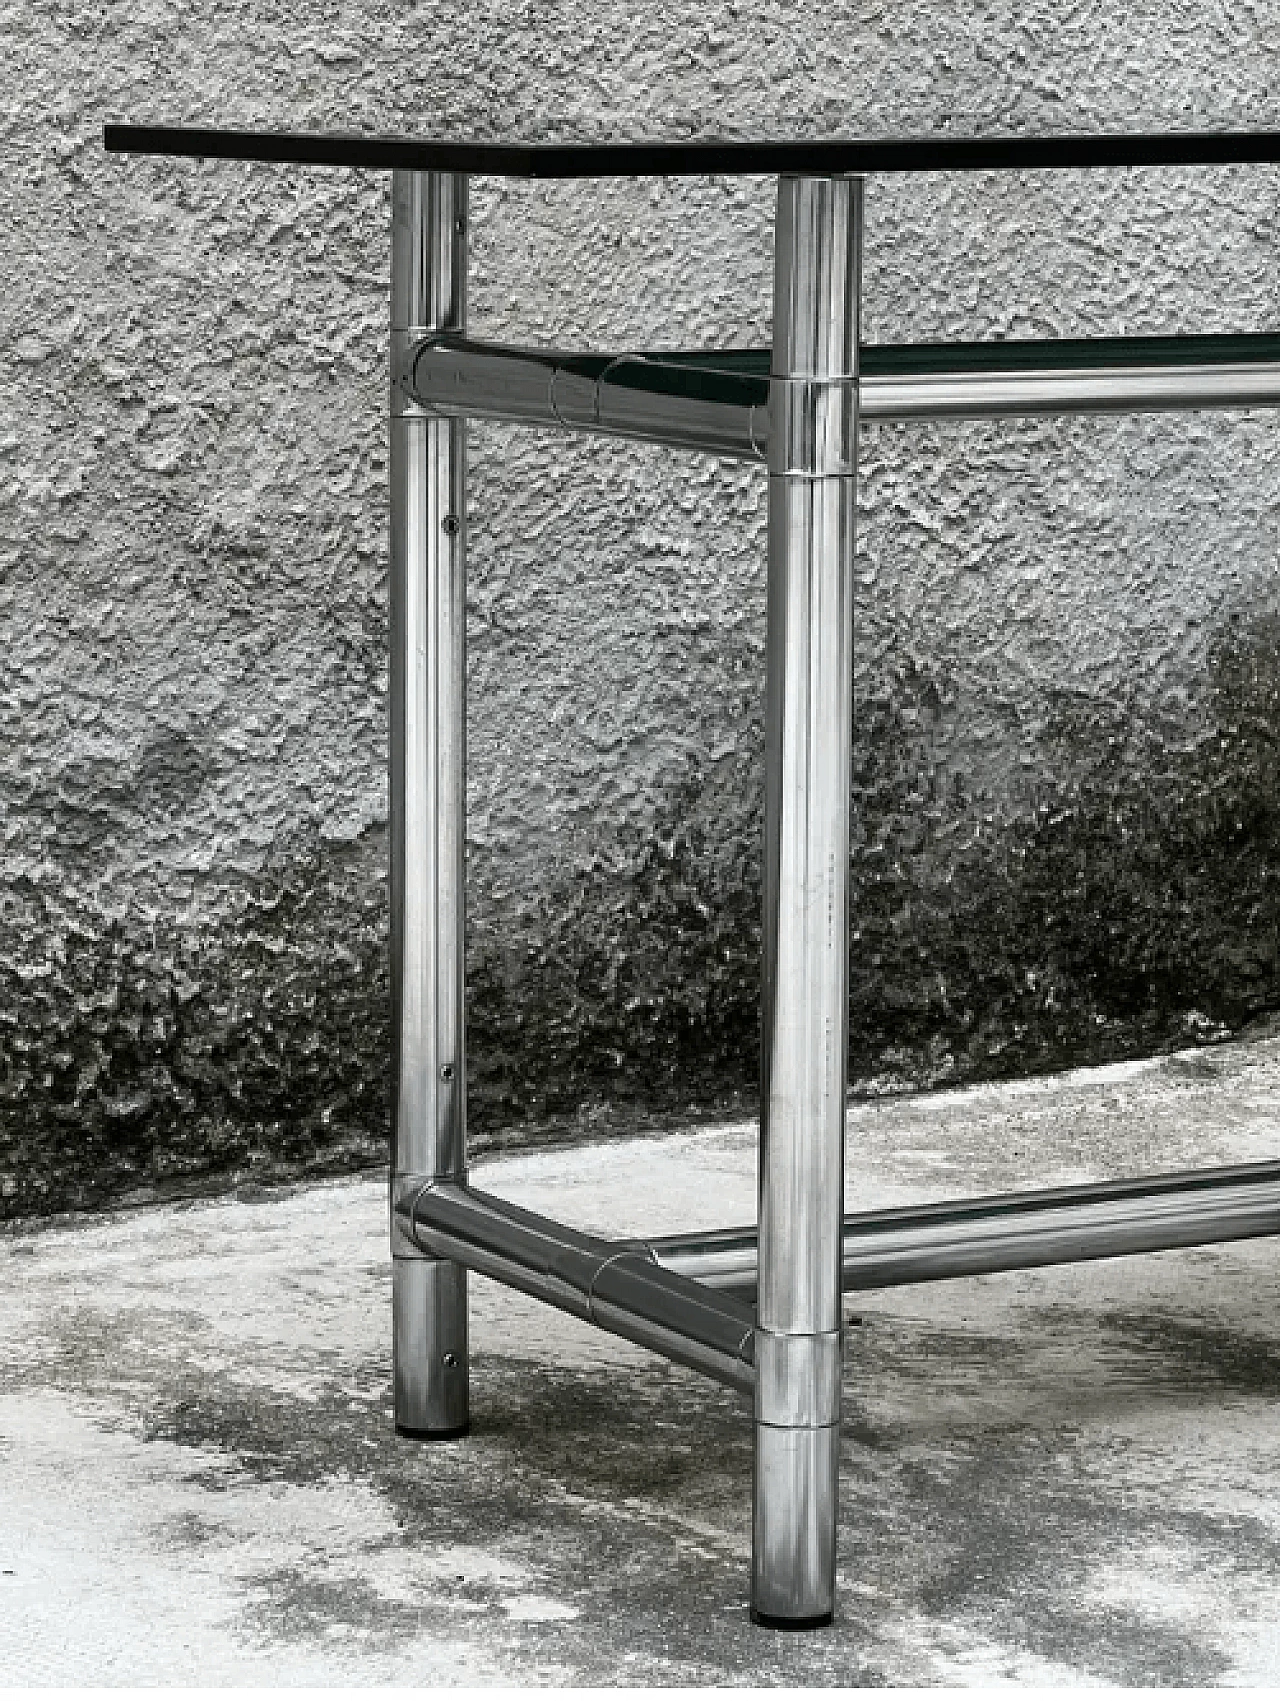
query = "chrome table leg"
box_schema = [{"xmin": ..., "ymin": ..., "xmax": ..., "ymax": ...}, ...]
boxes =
[
  {"xmin": 390, "ymin": 169, "xmax": 471, "ymax": 1439},
  {"xmin": 753, "ymin": 173, "xmax": 862, "ymax": 1627}
]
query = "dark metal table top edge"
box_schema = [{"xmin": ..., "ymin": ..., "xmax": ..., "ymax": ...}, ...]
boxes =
[{"xmin": 103, "ymin": 123, "xmax": 1280, "ymax": 177}]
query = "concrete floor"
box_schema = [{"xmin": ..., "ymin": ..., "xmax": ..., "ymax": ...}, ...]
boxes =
[{"xmin": 3, "ymin": 1037, "xmax": 1279, "ymax": 1686}]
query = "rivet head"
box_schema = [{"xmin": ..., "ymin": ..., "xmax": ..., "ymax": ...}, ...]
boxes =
[{"xmin": 442, "ymin": 514, "xmax": 460, "ymax": 536}]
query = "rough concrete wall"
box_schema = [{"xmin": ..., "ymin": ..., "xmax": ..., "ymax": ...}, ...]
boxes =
[{"xmin": 3, "ymin": 0, "xmax": 1279, "ymax": 1216}]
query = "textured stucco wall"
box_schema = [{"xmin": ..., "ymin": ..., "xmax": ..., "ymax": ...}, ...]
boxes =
[{"xmin": 3, "ymin": 0, "xmax": 1280, "ymax": 1215}]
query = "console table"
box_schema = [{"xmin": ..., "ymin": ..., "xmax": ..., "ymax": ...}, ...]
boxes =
[{"xmin": 103, "ymin": 123, "xmax": 1280, "ymax": 1630}]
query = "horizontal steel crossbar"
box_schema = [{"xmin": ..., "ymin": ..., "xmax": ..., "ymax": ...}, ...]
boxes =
[
  {"xmin": 403, "ymin": 332, "xmax": 1280, "ymax": 456},
  {"xmin": 395, "ymin": 1177, "xmax": 756, "ymax": 1393},
  {"xmin": 395, "ymin": 1160, "xmax": 1280, "ymax": 1388},
  {"xmin": 647, "ymin": 1157, "xmax": 1280, "ymax": 1296}
]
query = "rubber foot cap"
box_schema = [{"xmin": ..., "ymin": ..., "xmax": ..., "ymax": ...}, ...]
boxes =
[
  {"xmin": 395, "ymin": 1421, "xmax": 471, "ymax": 1441},
  {"xmin": 751, "ymin": 1608, "xmax": 833, "ymax": 1631}
]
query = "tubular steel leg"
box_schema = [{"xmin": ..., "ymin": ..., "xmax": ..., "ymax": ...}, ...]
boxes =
[
  {"xmin": 752, "ymin": 174, "xmax": 861, "ymax": 1628},
  {"xmin": 390, "ymin": 170, "xmax": 470, "ymax": 1439}
]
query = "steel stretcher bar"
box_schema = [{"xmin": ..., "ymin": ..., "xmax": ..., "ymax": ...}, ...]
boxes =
[
  {"xmin": 393, "ymin": 1177, "xmax": 756, "ymax": 1392},
  {"xmin": 648, "ymin": 1157, "xmax": 1280, "ymax": 1294},
  {"xmin": 389, "ymin": 1157, "xmax": 1280, "ymax": 1372},
  {"xmin": 404, "ymin": 332, "xmax": 1280, "ymax": 454}
]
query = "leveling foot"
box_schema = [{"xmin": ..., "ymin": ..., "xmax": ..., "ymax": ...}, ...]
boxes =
[
  {"xmin": 395, "ymin": 1421, "xmax": 471, "ymax": 1441},
  {"xmin": 751, "ymin": 1608, "xmax": 834, "ymax": 1631}
]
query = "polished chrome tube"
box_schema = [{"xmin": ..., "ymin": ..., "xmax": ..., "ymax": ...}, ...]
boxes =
[
  {"xmin": 390, "ymin": 170, "xmax": 471, "ymax": 1439},
  {"xmin": 752, "ymin": 175, "xmax": 861, "ymax": 1632},
  {"xmin": 394, "ymin": 1178, "xmax": 756, "ymax": 1394},
  {"xmin": 404, "ymin": 335, "xmax": 1280, "ymax": 457},
  {"xmin": 404, "ymin": 336, "xmax": 767, "ymax": 457},
  {"xmin": 647, "ymin": 1158, "xmax": 1280, "ymax": 1295},
  {"xmin": 870, "ymin": 360, "xmax": 1280, "ymax": 420}
]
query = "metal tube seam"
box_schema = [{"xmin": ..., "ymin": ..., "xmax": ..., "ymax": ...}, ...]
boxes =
[{"xmin": 585, "ymin": 1243, "xmax": 656, "ymax": 1325}]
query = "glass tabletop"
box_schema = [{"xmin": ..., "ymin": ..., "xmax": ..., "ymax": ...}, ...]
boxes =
[{"xmin": 103, "ymin": 123, "xmax": 1280, "ymax": 178}]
